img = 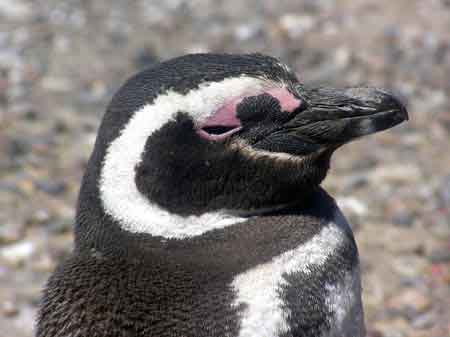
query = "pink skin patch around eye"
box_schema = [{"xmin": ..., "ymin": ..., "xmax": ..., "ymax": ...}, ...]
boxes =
[
  {"xmin": 197, "ymin": 88, "xmax": 302, "ymax": 141},
  {"xmin": 266, "ymin": 88, "xmax": 302, "ymax": 113},
  {"xmin": 196, "ymin": 96, "xmax": 244, "ymax": 141}
]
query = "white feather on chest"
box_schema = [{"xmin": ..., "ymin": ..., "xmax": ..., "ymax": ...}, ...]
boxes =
[{"xmin": 231, "ymin": 211, "xmax": 364, "ymax": 337}]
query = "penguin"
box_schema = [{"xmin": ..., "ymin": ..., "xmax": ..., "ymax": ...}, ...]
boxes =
[{"xmin": 36, "ymin": 53, "xmax": 408, "ymax": 337}]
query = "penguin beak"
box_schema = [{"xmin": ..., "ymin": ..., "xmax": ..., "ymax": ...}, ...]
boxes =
[{"xmin": 274, "ymin": 86, "xmax": 409, "ymax": 151}]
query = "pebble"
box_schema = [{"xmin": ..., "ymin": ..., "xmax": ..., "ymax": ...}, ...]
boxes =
[
  {"xmin": 0, "ymin": 301, "xmax": 19, "ymax": 317},
  {"xmin": 134, "ymin": 47, "xmax": 159, "ymax": 69},
  {"xmin": 373, "ymin": 317, "xmax": 409, "ymax": 337},
  {"xmin": 336, "ymin": 196, "xmax": 369, "ymax": 216},
  {"xmin": 234, "ymin": 23, "xmax": 261, "ymax": 41},
  {"xmin": 334, "ymin": 47, "xmax": 351, "ymax": 69},
  {"xmin": 410, "ymin": 312, "xmax": 435, "ymax": 329},
  {"xmin": 387, "ymin": 288, "xmax": 431, "ymax": 314},
  {"xmin": 428, "ymin": 214, "xmax": 450, "ymax": 239},
  {"xmin": 31, "ymin": 253, "xmax": 56, "ymax": 273},
  {"xmin": 53, "ymin": 119, "xmax": 70, "ymax": 134},
  {"xmin": 428, "ymin": 249, "xmax": 450, "ymax": 263},
  {"xmin": 437, "ymin": 174, "xmax": 450, "ymax": 207},
  {"xmin": 341, "ymin": 173, "xmax": 369, "ymax": 192},
  {"xmin": 47, "ymin": 218, "xmax": 72, "ymax": 234},
  {"xmin": 30, "ymin": 209, "xmax": 51, "ymax": 224},
  {"xmin": 0, "ymin": 241, "xmax": 35, "ymax": 266},
  {"xmin": 16, "ymin": 179, "xmax": 34, "ymax": 195},
  {"xmin": 40, "ymin": 76, "xmax": 73, "ymax": 92},
  {"xmin": 391, "ymin": 211, "xmax": 415, "ymax": 227},
  {"xmin": 34, "ymin": 180, "xmax": 67, "ymax": 196},
  {"xmin": 0, "ymin": 0, "xmax": 31, "ymax": 19},
  {"xmin": 391, "ymin": 256, "xmax": 427, "ymax": 278},
  {"xmin": 7, "ymin": 138, "xmax": 30, "ymax": 157},
  {"xmin": 0, "ymin": 223, "xmax": 23, "ymax": 244},
  {"xmin": 368, "ymin": 164, "xmax": 422, "ymax": 185},
  {"xmin": 278, "ymin": 14, "xmax": 316, "ymax": 39}
]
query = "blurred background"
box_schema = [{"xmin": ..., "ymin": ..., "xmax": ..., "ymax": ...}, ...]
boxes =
[{"xmin": 0, "ymin": 0, "xmax": 449, "ymax": 336}]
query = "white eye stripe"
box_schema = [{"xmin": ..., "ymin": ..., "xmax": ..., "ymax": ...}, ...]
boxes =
[{"xmin": 100, "ymin": 76, "xmax": 271, "ymax": 237}]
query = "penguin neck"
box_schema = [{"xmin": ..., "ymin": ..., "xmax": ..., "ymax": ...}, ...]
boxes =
[
  {"xmin": 74, "ymin": 115, "xmax": 332, "ymax": 254},
  {"xmin": 74, "ymin": 153, "xmax": 334, "ymax": 257}
]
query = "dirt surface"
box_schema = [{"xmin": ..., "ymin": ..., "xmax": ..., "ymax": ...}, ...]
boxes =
[{"xmin": 0, "ymin": 1, "xmax": 449, "ymax": 336}]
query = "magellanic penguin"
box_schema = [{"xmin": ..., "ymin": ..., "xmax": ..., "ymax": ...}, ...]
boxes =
[{"xmin": 37, "ymin": 53, "xmax": 408, "ymax": 337}]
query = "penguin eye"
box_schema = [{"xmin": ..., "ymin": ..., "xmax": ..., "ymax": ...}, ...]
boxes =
[
  {"xmin": 202, "ymin": 125, "xmax": 238, "ymax": 135},
  {"xmin": 196, "ymin": 100, "xmax": 243, "ymax": 141},
  {"xmin": 197, "ymin": 124, "xmax": 242, "ymax": 141}
]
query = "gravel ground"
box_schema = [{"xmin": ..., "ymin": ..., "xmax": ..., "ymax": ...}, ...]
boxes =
[{"xmin": 0, "ymin": 1, "xmax": 449, "ymax": 336}]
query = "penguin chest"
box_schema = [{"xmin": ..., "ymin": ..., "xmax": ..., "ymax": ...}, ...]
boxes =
[{"xmin": 231, "ymin": 222, "xmax": 365, "ymax": 337}]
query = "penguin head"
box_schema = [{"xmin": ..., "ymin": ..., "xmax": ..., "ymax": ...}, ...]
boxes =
[{"xmin": 79, "ymin": 53, "xmax": 407, "ymax": 239}]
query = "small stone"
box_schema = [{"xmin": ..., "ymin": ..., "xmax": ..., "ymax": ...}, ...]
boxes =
[
  {"xmin": 341, "ymin": 173, "xmax": 369, "ymax": 192},
  {"xmin": 428, "ymin": 248, "xmax": 450, "ymax": 263},
  {"xmin": 334, "ymin": 47, "xmax": 351, "ymax": 68},
  {"xmin": 90, "ymin": 80, "xmax": 107, "ymax": 100},
  {"xmin": 428, "ymin": 214, "xmax": 450, "ymax": 239},
  {"xmin": 30, "ymin": 209, "xmax": 51, "ymax": 224},
  {"xmin": 134, "ymin": 47, "xmax": 159, "ymax": 69},
  {"xmin": 336, "ymin": 197, "xmax": 368, "ymax": 216},
  {"xmin": 32, "ymin": 253, "xmax": 56, "ymax": 272},
  {"xmin": 24, "ymin": 109, "xmax": 38, "ymax": 121},
  {"xmin": 369, "ymin": 164, "xmax": 422, "ymax": 185},
  {"xmin": 391, "ymin": 211, "xmax": 415, "ymax": 227},
  {"xmin": 352, "ymin": 157, "xmax": 378, "ymax": 170},
  {"xmin": 234, "ymin": 23, "xmax": 261, "ymax": 41},
  {"xmin": 410, "ymin": 312, "xmax": 435, "ymax": 329},
  {"xmin": 0, "ymin": 241, "xmax": 35, "ymax": 266},
  {"xmin": 279, "ymin": 14, "xmax": 316, "ymax": 39},
  {"xmin": 8, "ymin": 138, "xmax": 30, "ymax": 157},
  {"xmin": 40, "ymin": 76, "xmax": 73, "ymax": 92},
  {"xmin": 387, "ymin": 288, "xmax": 431, "ymax": 314},
  {"xmin": 391, "ymin": 255, "xmax": 427, "ymax": 277},
  {"xmin": 1, "ymin": 300, "xmax": 19, "ymax": 317},
  {"xmin": 0, "ymin": 0, "xmax": 31, "ymax": 19},
  {"xmin": 47, "ymin": 219, "xmax": 72, "ymax": 234},
  {"xmin": 437, "ymin": 174, "xmax": 450, "ymax": 207},
  {"xmin": 79, "ymin": 80, "xmax": 108, "ymax": 103},
  {"xmin": 0, "ymin": 223, "xmax": 23, "ymax": 243},
  {"xmin": 35, "ymin": 180, "xmax": 67, "ymax": 196},
  {"xmin": 373, "ymin": 317, "xmax": 410, "ymax": 337},
  {"xmin": 16, "ymin": 179, "xmax": 35, "ymax": 195},
  {"xmin": 366, "ymin": 329, "xmax": 384, "ymax": 337},
  {"xmin": 185, "ymin": 44, "xmax": 209, "ymax": 54},
  {"xmin": 0, "ymin": 181, "xmax": 19, "ymax": 193},
  {"xmin": 53, "ymin": 120, "xmax": 70, "ymax": 134}
]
